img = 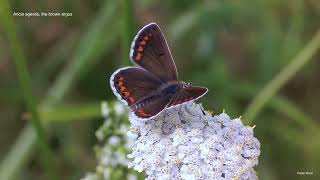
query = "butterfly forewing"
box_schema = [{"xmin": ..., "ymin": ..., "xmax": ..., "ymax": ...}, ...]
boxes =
[
  {"xmin": 110, "ymin": 67, "xmax": 162, "ymax": 106},
  {"xmin": 168, "ymin": 86, "xmax": 208, "ymax": 108},
  {"xmin": 130, "ymin": 23, "xmax": 178, "ymax": 82}
]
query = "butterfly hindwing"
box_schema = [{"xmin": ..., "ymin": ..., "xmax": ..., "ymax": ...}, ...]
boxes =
[
  {"xmin": 110, "ymin": 67, "xmax": 162, "ymax": 106},
  {"xmin": 132, "ymin": 94, "xmax": 171, "ymax": 119},
  {"xmin": 130, "ymin": 23, "xmax": 178, "ymax": 82},
  {"xmin": 168, "ymin": 86, "xmax": 208, "ymax": 108}
]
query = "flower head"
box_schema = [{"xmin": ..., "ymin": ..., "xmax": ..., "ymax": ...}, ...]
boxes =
[{"xmin": 127, "ymin": 102, "xmax": 260, "ymax": 180}]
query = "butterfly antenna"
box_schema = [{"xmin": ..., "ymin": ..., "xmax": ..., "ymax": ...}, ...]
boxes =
[{"xmin": 199, "ymin": 104, "xmax": 206, "ymax": 115}]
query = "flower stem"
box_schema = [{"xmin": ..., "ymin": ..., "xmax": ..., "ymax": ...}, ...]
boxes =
[
  {"xmin": 0, "ymin": 1, "xmax": 57, "ymax": 180},
  {"xmin": 39, "ymin": 103, "xmax": 101, "ymax": 123},
  {"xmin": 244, "ymin": 29, "xmax": 320, "ymax": 124}
]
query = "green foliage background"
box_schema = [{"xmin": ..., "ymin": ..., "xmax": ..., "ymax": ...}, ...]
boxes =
[{"xmin": 0, "ymin": 0, "xmax": 319, "ymax": 179}]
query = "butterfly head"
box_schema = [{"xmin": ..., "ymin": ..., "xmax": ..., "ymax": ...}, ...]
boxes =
[
  {"xmin": 161, "ymin": 81, "xmax": 193, "ymax": 98},
  {"xmin": 182, "ymin": 81, "xmax": 191, "ymax": 88}
]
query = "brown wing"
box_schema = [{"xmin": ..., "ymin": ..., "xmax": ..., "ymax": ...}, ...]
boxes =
[
  {"xmin": 130, "ymin": 23, "xmax": 178, "ymax": 82},
  {"xmin": 168, "ymin": 86, "xmax": 208, "ymax": 108},
  {"xmin": 110, "ymin": 67, "xmax": 162, "ymax": 106},
  {"xmin": 132, "ymin": 94, "xmax": 171, "ymax": 119}
]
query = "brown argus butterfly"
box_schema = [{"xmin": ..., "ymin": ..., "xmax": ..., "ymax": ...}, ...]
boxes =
[{"xmin": 110, "ymin": 23, "xmax": 208, "ymax": 120}]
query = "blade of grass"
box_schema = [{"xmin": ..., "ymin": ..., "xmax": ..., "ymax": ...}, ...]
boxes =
[
  {"xmin": 38, "ymin": 103, "xmax": 101, "ymax": 123},
  {"xmin": 257, "ymin": 12, "xmax": 281, "ymax": 83},
  {"xmin": 33, "ymin": 32, "xmax": 78, "ymax": 89},
  {"xmin": 121, "ymin": 0, "xmax": 134, "ymax": 66},
  {"xmin": 244, "ymin": 29, "xmax": 320, "ymax": 124},
  {"xmin": 168, "ymin": 2, "xmax": 237, "ymax": 42},
  {"xmin": 282, "ymin": 0, "xmax": 304, "ymax": 61},
  {"xmin": 235, "ymin": 83, "xmax": 318, "ymax": 130},
  {"xmin": 273, "ymin": 122, "xmax": 320, "ymax": 161},
  {"xmin": 42, "ymin": 0, "xmax": 119, "ymax": 107},
  {"xmin": 0, "ymin": 1, "xmax": 57, "ymax": 180},
  {"xmin": 268, "ymin": 96, "xmax": 315, "ymax": 129},
  {"xmin": 0, "ymin": 125, "xmax": 37, "ymax": 180},
  {"xmin": 0, "ymin": 0, "xmax": 119, "ymax": 179},
  {"xmin": 167, "ymin": 5, "xmax": 202, "ymax": 42}
]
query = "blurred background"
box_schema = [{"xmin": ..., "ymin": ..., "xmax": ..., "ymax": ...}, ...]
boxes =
[{"xmin": 0, "ymin": 0, "xmax": 320, "ymax": 179}]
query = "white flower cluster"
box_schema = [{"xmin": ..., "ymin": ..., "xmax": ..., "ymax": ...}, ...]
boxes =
[
  {"xmin": 97, "ymin": 128, "xmax": 133, "ymax": 177},
  {"xmin": 82, "ymin": 102, "xmax": 138, "ymax": 180},
  {"xmin": 127, "ymin": 102, "xmax": 260, "ymax": 180}
]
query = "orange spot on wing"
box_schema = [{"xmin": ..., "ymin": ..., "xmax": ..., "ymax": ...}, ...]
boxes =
[
  {"xmin": 140, "ymin": 40, "xmax": 146, "ymax": 45},
  {"xmin": 129, "ymin": 96, "xmax": 135, "ymax": 103},
  {"xmin": 123, "ymin": 91, "xmax": 130, "ymax": 97},
  {"xmin": 148, "ymin": 33, "xmax": 152, "ymax": 36},
  {"xmin": 119, "ymin": 86, "xmax": 126, "ymax": 92},
  {"xmin": 118, "ymin": 77, "xmax": 124, "ymax": 81},
  {"xmin": 136, "ymin": 53, "xmax": 142, "ymax": 61},
  {"xmin": 136, "ymin": 109, "xmax": 149, "ymax": 117},
  {"xmin": 143, "ymin": 36, "xmax": 149, "ymax": 41},
  {"xmin": 137, "ymin": 46, "xmax": 144, "ymax": 52}
]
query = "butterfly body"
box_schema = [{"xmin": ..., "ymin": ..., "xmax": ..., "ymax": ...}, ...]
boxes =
[
  {"xmin": 110, "ymin": 23, "xmax": 208, "ymax": 120},
  {"xmin": 160, "ymin": 81, "xmax": 182, "ymax": 96}
]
